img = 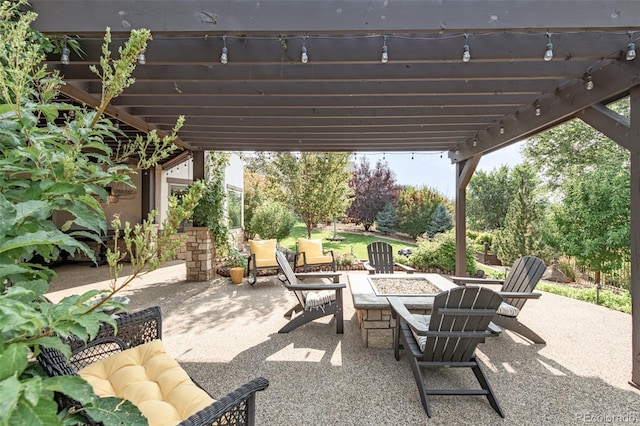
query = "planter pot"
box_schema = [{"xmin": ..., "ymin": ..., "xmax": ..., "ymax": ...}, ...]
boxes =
[{"xmin": 229, "ymin": 267, "xmax": 245, "ymax": 284}]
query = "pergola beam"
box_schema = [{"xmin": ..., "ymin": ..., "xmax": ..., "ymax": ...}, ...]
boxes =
[
  {"xmin": 29, "ymin": 1, "xmax": 640, "ymax": 34},
  {"xmin": 577, "ymin": 104, "xmax": 632, "ymax": 150}
]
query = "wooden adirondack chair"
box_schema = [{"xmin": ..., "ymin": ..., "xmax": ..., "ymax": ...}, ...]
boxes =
[
  {"xmin": 388, "ymin": 286, "xmax": 504, "ymax": 418},
  {"xmin": 275, "ymin": 251, "xmax": 346, "ymax": 334},
  {"xmin": 364, "ymin": 241, "xmax": 415, "ymax": 274},
  {"xmin": 451, "ymin": 255, "xmax": 547, "ymax": 344}
]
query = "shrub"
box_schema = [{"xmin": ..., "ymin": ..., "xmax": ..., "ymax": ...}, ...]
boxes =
[
  {"xmin": 336, "ymin": 252, "xmax": 358, "ymax": 267},
  {"xmin": 475, "ymin": 232, "xmax": 494, "ymax": 251},
  {"xmin": 375, "ymin": 202, "xmax": 398, "ymax": 234},
  {"xmin": 409, "ymin": 230, "xmax": 477, "ymax": 274},
  {"xmin": 250, "ymin": 201, "xmax": 295, "ymax": 241}
]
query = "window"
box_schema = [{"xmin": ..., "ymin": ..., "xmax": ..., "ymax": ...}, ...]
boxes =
[{"xmin": 227, "ymin": 189, "xmax": 242, "ymax": 229}]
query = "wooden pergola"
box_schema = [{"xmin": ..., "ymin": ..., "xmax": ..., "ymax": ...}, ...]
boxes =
[{"xmin": 30, "ymin": 0, "xmax": 640, "ymax": 387}]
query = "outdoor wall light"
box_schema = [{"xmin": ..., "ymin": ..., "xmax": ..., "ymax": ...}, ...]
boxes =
[
  {"xmin": 220, "ymin": 36, "xmax": 228, "ymax": 64},
  {"xmin": 627, "ymin": 42, "xmax": 637, "ymax": 61},
  {"xmin": 544, "ymin": 33, "xmax": 553, "ymax": 61},
  {"xmin": 462, "ymin": 34, "xmax": 471, "ymax": 62},
  {"xmin": 381, "ymin": 36, "xmax": 389, "ymax": 64}
]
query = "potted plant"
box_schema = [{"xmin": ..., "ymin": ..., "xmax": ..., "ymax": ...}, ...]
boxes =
[{"xmin": 227, "ymin": 247, "xmax": 248, "ymax": 284}]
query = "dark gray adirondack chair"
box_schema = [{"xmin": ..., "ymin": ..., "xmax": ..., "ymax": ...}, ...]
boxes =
[
  {"xmin": 275, "ymin": 251, "xmax": 346, "ymax": 334},
  {"xmin": 451, "ymin": 255, "xmax": 547, "ymax": 344},
  {"xmin": 388, "ymin": 286, "xmax": 504, "ymax": 418},
  {"xmin": 364, "ymin": 241, "xmax": 415, "ymax": 274}
]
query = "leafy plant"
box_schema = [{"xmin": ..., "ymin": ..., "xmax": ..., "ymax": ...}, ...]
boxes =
[
  {"xmin": 0, "ymin": 3, "xmax": 202, "ymax": 423},
  {"xmin": 250, "ymin": 201, "xmax": 295, "ymax": 242},
  {"xmin": 396, "ymin": 186, "xmax": 450, "ymax": 239},
  {"xmin": 226, "ymin": 247, "xmax": 248, "ymax": 269},
  {"xmin": 409, "ymin": 230, "xmax": 477, "ymax": 274}
]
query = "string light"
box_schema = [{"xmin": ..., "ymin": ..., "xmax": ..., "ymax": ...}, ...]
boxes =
[
  {"xmin": 381, "ymin": 36, "xmax": 389, "ymax": 64},
  {"xmin": 627, "ymin": 42, "xmax": 637, "ymax": 61},
  {"xmin": 499, "ymin": 121, "xmax": 505, "ymax": 134},
  {"xmin": 411, "ymin": 152, "xmax": 414, "ymax": 160},
  {"xmin": 462, "ymin": 34, "xmax": 471, "ymax": 62},
  {"xmin": 61, "ymin": 36, "xmax": 70, "ymax": 65},
  {"xmin": 544, "ymin": 32, "xmax": 553, "ymax": 61},
  {"xmin": 584, "ymin": 73, "xmax": 594, "ymax": 90},
  {"xmin": 301, "ymin": 36, "xmax": 309, "ymax": 63},
  {"xmin": 220, "ymin": 36, "xmax": 228, "ymax": 64},
  {"xmin": 137, "ymin": 48, "xmax": 146, "ymax": 65},
  {"xmin": 473, "ymin": 137, "xmax": 477, "ymax": 147},
  {"xmin": 534, "ymin": 99, "xmax": 541, "ymax": 116}
]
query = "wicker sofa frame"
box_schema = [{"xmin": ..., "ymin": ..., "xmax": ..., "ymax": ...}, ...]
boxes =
[{"xmin": 37, "ymin": 306, "xmax": 269, "ymax": 426}]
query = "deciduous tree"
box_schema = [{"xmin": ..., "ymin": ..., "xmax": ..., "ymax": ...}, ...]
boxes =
[
  {"xmin": 346, "ymin": 157, "xmax": 398, "ymax": 230},
  {"xmin": 467, "ymin": 166, "xmax": 514, "ymax": 230},
  {"xmin": 266, "ymin": 152, "xmax": 352, "ymax": 238},
  {"xmin": 395, "ymin": 186, "xmax": 450, "ymax": 239}
]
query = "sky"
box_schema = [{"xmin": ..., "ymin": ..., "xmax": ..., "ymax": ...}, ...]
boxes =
[{"xmin": 360, "ymin": 141, "xmax": 526, "ymax": 199}]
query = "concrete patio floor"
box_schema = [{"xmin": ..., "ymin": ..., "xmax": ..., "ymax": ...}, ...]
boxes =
[{"xmin": 48, "ymin": 261, "xmax": 640, "ymax": 425}]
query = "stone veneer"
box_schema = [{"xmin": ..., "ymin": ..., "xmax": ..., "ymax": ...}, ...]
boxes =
[
  {"xmin": 348, "ymin": 273, "xmax": 456, "ymax": 349},
  {"xmin": 184, "ymin": 226, "xmax": 214, "ymax": 281}
]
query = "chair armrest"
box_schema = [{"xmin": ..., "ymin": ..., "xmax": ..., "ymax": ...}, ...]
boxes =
[
  {"xmin": 295, "ymin": 271, "xmax": 341, "ymax": 283},
  {"xmin": 288, "ymin": 283, "xmax": 346, "ymax": 291},
  {"xmin": 387, "ymin": 297, "xmax": 429, "ymax": 335},
  {"xmin": 394, "ymin": 262, "xmax": 415, "ymax": 273},
  {"xmin": 450, "ymin": 276, "xmax": 505, "ymax": 286},
  {"xmin": 498, "ymin": 291, "xmax": 541, "ymax": 299},
  {"xmin": 363, "ymin": 262, "xmax": 376, "ymax": 274},
  {"xmin": 180, "ymin": 377, "xmax": 269, "ymax": 426}
]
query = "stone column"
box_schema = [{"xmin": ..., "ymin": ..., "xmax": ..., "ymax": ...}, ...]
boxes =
[{"xmin": 185, "ymin": 226, "xmax": 214, "ymax": 281}]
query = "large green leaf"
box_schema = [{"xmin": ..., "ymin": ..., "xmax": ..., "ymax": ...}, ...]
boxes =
[
  {"xmin": 0, "ymin": 230, "xmax": 81, "ymax": 255},
  {"xmin": 0, "ymin": 375, "xmax": 21, "ymax": 425},
  {"xmin": 43, "ymin": 376, "xmax": 97, "ymax": 405},
  {"xmin": 0, "ymin": 343, "xmax": 29, "ymax": 380},
  {"xmin": 84, "ymin": 397, "xmax": 148, "ymax": 426},
  {"xmin": 7, "ymin": 395, "xmax": 61, "ymax": 426}
]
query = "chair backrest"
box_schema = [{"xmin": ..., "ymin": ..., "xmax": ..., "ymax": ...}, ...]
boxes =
[
  {"xmin": 502, "ymin": 256, "xmax": 546, "ymax": 310},
  {"xmin": 275, "ymin": 250, "xmax": 306, "ymax": 307},
  {"xmin": 367, "ymin": 241, "xmax": 395, "ymax": 273},
  {"xmin": 424, "ymin": 286, "xmax": 502, "ymax": 363}
]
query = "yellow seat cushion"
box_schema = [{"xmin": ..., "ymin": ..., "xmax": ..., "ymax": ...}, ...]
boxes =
[
  {"xmin": 78, "ymin": 340, "xmax": 214, "ymax": 426},
  {"xmin": 296, "ymin": 239, "xmax": 332, "ymax": 267},
  {"xmin": 249, "ymin": 239, "xmax": 278, "ymax": 268}
]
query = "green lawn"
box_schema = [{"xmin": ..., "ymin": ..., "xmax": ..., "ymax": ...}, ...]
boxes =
[{"xmin": 280, "ymin": 222, "xmax": 416, "ymax": 259}]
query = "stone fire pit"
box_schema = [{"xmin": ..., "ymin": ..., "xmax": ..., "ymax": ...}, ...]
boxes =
[{"xmin": 348, "ymin": 273, "xmax": 456, "ymax": 348}]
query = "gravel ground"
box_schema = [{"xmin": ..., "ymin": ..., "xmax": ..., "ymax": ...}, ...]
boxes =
[
  {"xmin": 47, "ymin": 262, "xmax": 640, "ymax": 425},
  {"xmin": 370, "ymin": 276, "xmax": 441, "ymax": 294}
]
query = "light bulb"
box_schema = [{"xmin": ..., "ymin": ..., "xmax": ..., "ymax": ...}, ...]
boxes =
[
  {"xmin": 61, "ymin": 47, "xmax": 70, "ymax": 65},
  {"xmin": 627, "ymin": 42, "xmax": 636, "ymax": 61},
  {"xmin": 544, "ymin": 43, "xmax": 553, "ymax": 61},
  {"xmin": 220, "ymin": 46, "xmax": 228, "ymax": 64},
  {"xmin": 585, "ymin": 75, "xmax": 594, "ymax": 91},
  {"xmin": 137, "ymin": 48, "xmax": 146, "ymax": 65},
  {"xmin": 534, "ymin": 101, "xmax": 541, "ymax": 116},
  {"xmin": 381, "ymin": 45, "xmax": 388, "ymax": 64},
  {"xmin": 462, "ymin": 45, "xmax": 470, "ymax": 62},
  {"xmin": 499, "ymin": 122, "xmax": 505, "ymax": 134},
  {"xmin": 301, "ymin": 46, "xmax": 308, "ymax": 63}
]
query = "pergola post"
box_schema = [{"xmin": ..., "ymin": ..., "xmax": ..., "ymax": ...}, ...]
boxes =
[
  {"xmin": 192, "ymin": 151, "xmax": 205, "ymax": 181},
  {"xmin": 455, "ymin": 156, "xmax": 481, "ymax": 276},
  {"xmin": 630, "ymin": 86, "xmax": 640, "ymax": 388}
]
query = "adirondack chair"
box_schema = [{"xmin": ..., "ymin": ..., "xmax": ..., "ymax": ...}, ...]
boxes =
[
  {"xmin": 364, "ymin": 241, "xmax": 415, "ymax": 274},
  {"xmin": 275, "ymin": 250, "xmax": 346, "ymax": 334},
  {"xmin": 388, "ymin": 286, "xmax": 504, "ymax": 418},
  {"xmin": 451, "ymin": 255, "xmax": 547, "ymax": 344}
]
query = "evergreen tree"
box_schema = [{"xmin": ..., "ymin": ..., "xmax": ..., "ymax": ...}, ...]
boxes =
[
  {"xmin": 375, "ymin": 202, "xmax": 397, "ymax": 234},
  {"xmin": 493, "ymin": 165, "xmax": 549, "ymax": 264},
  {"xmin": 427, "ymin": 204, "xmax": 453, "ymax": 237}
]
